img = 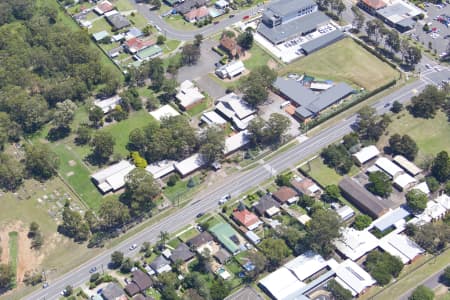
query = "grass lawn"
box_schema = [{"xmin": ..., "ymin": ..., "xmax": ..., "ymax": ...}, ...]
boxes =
[
  {"xmin": 51, "ymin": 143, "xmax": 104, "ymax": 210},
  {"xmin": 178, "ymin": 227, "xmax": 199, "ymax": 242},
  {"xmin": 163, "ymin": 39, "xmax": 182, "ymax": 53},
  {"xmin": 100, "ymin": 110, "xmax": 158, "ymax": 156},
  {"xmin": 187, "ymin": 99, "xmax": 211, "ymax": 117},
  {"xmin": 113, "ymin": 0, "xmax": 134, "ymax": 11},
  {"xmin": 8, "ymin": 232, "xmax": 19, "ymax": 286},
  {"xmin": 163, "ymin": 175, "xmax": 202, "ymax": 204},
  {"xmin": 129, "ymin": 13, "xmax": 149, "ymax": 29},
  {"xmin": 244, "ymin": 44, "xmax": 278, "ymax": 71},
  {"xmin": 146, "ymin": 288, "xmax": 162, "ymax": 300},
  {"xmin": 89, "ymin": 18, "xmax": 113, "ymax": 34},
  {"xmin": 164, "ymin": 14, "xmax": 197, "ymax": 31},
  {"xmin": 300, "ymin": 157, "xmax": 354, "ymax": 187},
  {"xmin": 279, "ymin": 38, "xmax": 399, "ymax": 91},
  {"xmin": 378, "ymin": 111, "xmax": 450, "ymax": 166}
]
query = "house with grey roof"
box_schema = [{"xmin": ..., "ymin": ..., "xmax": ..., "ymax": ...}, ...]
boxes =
[
  {"xmin": 174, "ymin": 0, "xmax": 208, "ymax": 14},
  {"xmin": 273, "ymin": 77, "xmax": 354, "ymax": 121},
  {"xmin": 105, "ymin": 11, "xmax": 131, "ymax": 30},
  {"xmin": 101, "ymin": 283, "xmax": 126, "ymax": 300},
  {"xmin": 149, "ymin": 256, "xmax": 171, "ymax": 274},
  {"xmin": 253, "ymin": 194, "xmax": 280, "ymax": 217},
  {"xmin": 169, "ymin": 243, "xmax": 195, "ymax": 263}
]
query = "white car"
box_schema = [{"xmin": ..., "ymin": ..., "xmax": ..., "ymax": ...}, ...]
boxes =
[
  {"xmin": 218, "ymin": 194, "xmax": 231, "ymax": 205},
  {"xmin": 129, "ymin": 243, "xmax": 138, "ymax": 251}
]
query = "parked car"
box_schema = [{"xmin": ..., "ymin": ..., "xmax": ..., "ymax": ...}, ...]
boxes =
[
  {"xmin": 229, "ymin": 14, "xmax": 235, "ymax": 18},
  {"xmin": 129, "ymin": 243, "xmax": 138, "ymax": 251},
  {"xmin": 89, "ymin": 267, "xmax": 97, "ymax": 273},
  {"xmin": 196, "ymin": 212, "xmax": 205, "ymax": 218},
  {"xmin": 42, "ymin": 282, "xmax": 49, "ymax": 289}
]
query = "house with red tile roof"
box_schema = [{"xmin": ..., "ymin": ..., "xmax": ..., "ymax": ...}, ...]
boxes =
[
  {"xmin": 232, "ymin": 209, "xmax": 262, "ymax": 231},
  {"xmin": 290, "ymin": 177, "xmax": 322, "ymax": 198},
  {"xmin": 358, "ymin": 0, "xmax": 386, "ymax": 13},
  {"xmin": 184, "ymin": 6, "xmax": 210, "ymax": 22},
  {"xmin": 125, "ymin": 37, "xmax": 156, "ymax": 54},
  {"xmin": 94, "ymin": 0, "xmax": 114, "ymax": 15},
  {"xmin": 220, "ymin": 34, "xmax": 244, "ymax": 58},
  {"xmin": 273, "ymin": 186, "xmax": 298, "ymax": 204}
]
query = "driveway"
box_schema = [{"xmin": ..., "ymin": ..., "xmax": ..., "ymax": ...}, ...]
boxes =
[{"xmin": 176, "ymin": 39, "xmax": 226, "ymax": 98}]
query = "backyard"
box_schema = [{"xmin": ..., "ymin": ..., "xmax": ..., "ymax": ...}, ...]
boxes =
[
  {"xmin": 280, "ymin": 38, "xmax": 399, "ymax": 91},
  {"xmin": 378, "ymin": 110, "xmax": 450, "ymax": 165}
]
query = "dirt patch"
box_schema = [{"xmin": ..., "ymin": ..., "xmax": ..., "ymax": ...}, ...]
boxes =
[
  {"xmin": 68, "ymin": 160, "xmax": 76, "ymax": 167},
  {"xmin": 66, "ymin": 171, "xmax": 75, "ymax": 177},
  {"xmin": 267, "ymin": 59, "xmax": 278, "ymax": 69},
  {"xmin": 0, "ymin": 222, "xmax": 44, "ymax": 285}
]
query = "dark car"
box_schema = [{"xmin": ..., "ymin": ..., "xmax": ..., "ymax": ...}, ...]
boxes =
[
  {"xmin": 214, "ymin": 21, "xmax": 219, "ymax": 25},
  {"xmin": 89, "ymin": 267, "xmax": 97, "ymax": 273},
  {"xmin": 229, "ymin": 14, "xmax": 235, "ymax": 18},
  {"xmin": 196, "ymin": 212, "xmax": 205, "ymax": 218}
]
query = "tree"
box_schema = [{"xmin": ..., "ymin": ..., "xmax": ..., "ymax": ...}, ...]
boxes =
[
  {"xmin": 385, "ymin": 30, "xmax": 401, "ymax": 53},
  {"xmin": 401, "ymin": 42, "xmax": 422, "ymax": 68},
  {"xmin": 25, "ymin": 143, "xmax": 59, "ymax": 180},
  {"xmin": 391, "ymin": 100, "xmax": 403, "ymax": 113},
  {"xmin": 275, "ymin": 173, "xmax": 292, "ymax": 187},
  {"xmin": 237, "ymin": 30, "xmax": 253, "ymax": 50},
  {"xmin": 157, "ymin": 35, "xmax": 166, "ymax": 45},
  {"xmin": 408, "ymin": 285, "xmax": 434, "ymax": 300},
  {"xmin": 321, "ymin": 185, "xmax": 341, "ymax": 203},
  {"xmin": 368, "ymin": 171, "xmax": 392, "ymax": 197},
  {"xmin": 441, "ymin": 266, "xmax": 450, "ymax": 286},
  {"xmin": 366, "ymin": 251, "xmax": 403, "ymax": 285},
  {"xmin": 199, "ymin": 126, "xmax": 225, "ymax": 165},
  {"xmin": 121, "ymin": 168, "xmax": 160, "ymax": 216},
  {"xmin": 89, "ymin": 106, "xmax": 104, "ymax": 128},
  {"xmin": 259, "ymin": 238, "xmax": 291, "ymax": 270},
  {"xmin": 425, "ymin": 176, "xmax": 440, "ymax": 193},
  {"xmin": 264, "ymin": 113, "xmax": 291, "ymax": 145},
  {"xmin": 445, "ymin": 181, "xmax": 450, "ymax": 196},
  {"xmin": 431, "ymin": 151, "xmax": 450, "ymax": 182},
  {"xmin": 28, "ymin": 222, "xmax": 40, "ymax": 239},
  {"xmin": 53, "ymin": 99, "xmax": 77, "ymax": 128},
  {"xmin": 131, "ymin": 151, "xmax": 148, "ymax": 168},
  {"xmin": 75, "ymin": 125, "xmax": 92, "ymax": 145},
  {"xmin": 98, "ymin": 198, "xmax": 130, "ymax": 229},
  {"xmin": 90, "ymin": 132, "xmax": 115, "ymax": 165},
  {"xmin": 182, "ymin": 272, "xmax": 210, "ymax": 299},
  {"xmin": 327, "ymin": 279, "xmax": 352, "ymax": 300},
  {"xmin": 0, "ymin": 153, "xmax": 24, "ymax": 191},
  {"xmin": 351, "ymin": 6, "xmax": 365, "ymax": 31},
  {"xmin": 59, "ymin": 205, "xmax": 90, "ymax": 242},
  {"xmin": 0, "ymin": 264, "xmax": 13, "ymax": 289},
  {"xmin": 409, "ymin": 85, "xmax": 446, "ymax": 119},
  {"xmin": 65, "ymin": 285, "xmax": 73, "ymax": 296},
  {"xmin": 149, "ymin": 0, "xmax": 161, "ymax": 10},
  {"xmin": 306, "ymin": 209, "xmax": 342, "ymax": 257},
  {"xmin": 240, "ymin": 66, "xmax": 276, "ymax": 107},
  {"xmin": 194, "ymin": 34, "xmax": 203, "ymax": 47},
  {"xmin": 353, "ymin": 214, "xmax": 372, "ymax": 230},
  {"xmin": 388, "ymin": 134, "xmax": 418, "ymax": 161},
  {"xmin": 120, "ymin": 258, "xmax": 133, "ymax": 273},
  {"xmin": 246, "ymin": 251, "xmax": 267, "ymax": 279},
  {"xmin": 210, "ymin": 278, "xmax": 231, "ymax": 300},
  {"xmin": 110, "ymin": 251, "xmax": 124, "ymax": 269},
  {"xmin": 413, "ymin": 222, "xmax": 450, "ymax": 254},
  {"xmin": 355, "ymin": 106, "xmax": 391, "ymax": 142},
  {"xmin": 342, "ymin": 132, "xmax": 360, "ymax": 150},
  {"xmin": 321, "ymin": 144, "xmax": 353, "ymax": 175},
  {"xmin": 181, "ymin": 43, "xmax": 201, "ymax": 65}
]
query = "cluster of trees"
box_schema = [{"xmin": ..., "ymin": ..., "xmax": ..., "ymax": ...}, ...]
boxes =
[
  {"xmin": 240, "ymin": 66, "xmax": 277, "ymax": 107},
  {"xmin": 316, "ymin": 0, "xmax": 346, "ymax": 19},
  {"xmin": 327, "ymin": 279, "xmax": 352, "ymax": 300},
  {"xmin": 0, "ymin": 143, "xmax": 59, "ymax": 192},
  {"xmin": 353, "ymin": 214, "xmax": 372, "ymax": 230},
  {"xmin": 406, "ymin": 221, "xmax": 450, "ymax": 254},
  {"xmin": 405, "ymin": 189, "xmax": 428, "ymax": 214},
  {"xmin": 0, "ymin": 263, "xmax": 14, "ymax": 290},
  {"xmin": 408, "ymin": 85, "xmax": 447, "ymax": 119},
  {"xmin": 388, "ymin": 134, "xmax": 418, "ymax": 161},
  {"xmin": 181, "ymin": 35, "xmax": 203, "ymax": 66},
  {"xmin": 59, "ymin": 168, "xmax": 161, "ymax": 245},
  {"xmin": 355, "ymin": 106, "xmax": 391, "ymax": 143},
  {"xmin": 247, "ymin": 113, "xmax": 291, "ymax": 146},
  {"xmin": 365, "ymin": 250, "xmax": 404, "ymax": 285},
  {"xmin": 431, "ymin": 151, "xmax": 450, "ymax": 183},
  {"xmin": 409, "ymin": 285, "xmax": 434, "ymax": 300},
  {"xmin": 128, "ymin": 115, "xmax": 199, "ymax": 163},
  {"xmin": 237, "ymin": 28, "xmax": 254, "ymax": 51},
  {"xmin": 351, "ymin": 6, "xmax": 365, "ymax": 33},
  {"xmin": 321, "ymin": 143, "xmax": 353, "ymax": 175}
]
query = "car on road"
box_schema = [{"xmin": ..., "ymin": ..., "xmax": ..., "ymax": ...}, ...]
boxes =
[
  {"xmin": 229, "ymin": 14, "xmax": 235, "ymax": 18},
  {"xmin": 219, "ymin": 194, "xmax": 231, "ymax": 205},
  {"xmin": 384, "ymin": 103, "xmax": 391, "ymax": 108},
  {"xmin": 425, "ymin": 63, "xmax": 431, "ymax": 69},
  {"xmin": 155, "ymin": 25, "xmax": 161, "ymax": 32},
  {"xmin": 42, "ymin": 282, "xmax": 49, "ymax": 289},
  {"xmin": 97, "ymin": 288, "xmax": 103, "ymax": 294},
  {"xmin": 243, "ymin": 15, "xmax": 250, "ymax": 20},
  {"xmin": 129, "ymin": 243, "xmax": 138, "ymax": 251},
  {"xmin": 214, "ymin": 21, "xmax": 219, "ymax": 24},
  {"xmin": 89, "ymin": 267, "xmax": 97, "ymax": 273},
  {"xmin": 61, "ymin": 289, "xmax": 67, "ymax": 296},
  {"xmin": 196, "ymin": 212, "xmax": 205, "ymax": 218}
]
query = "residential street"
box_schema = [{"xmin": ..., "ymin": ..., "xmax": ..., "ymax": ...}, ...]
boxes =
[
  {"xmin": 131, "ymin": 0, "xmax": 266, "ymax": 41},
  {"xmin": 399, "ymin": 264, "xmax": 449, "ymax": 300},
  {"xmin": 25, "ymin": 62, "xmax": 449, "ymax": 300}
]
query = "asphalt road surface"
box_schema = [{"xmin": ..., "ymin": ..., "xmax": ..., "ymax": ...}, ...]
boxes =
[
  {"xmin": 399, "ymin": 264, "xmax": 449, "ymax": 300},
  {"xmin": 27, "ymin": 66, "xmax": 448, "ymax": 300},
  {"xmin": 131, "ymin": 0, "xmax": 266, "ymax": 40}
]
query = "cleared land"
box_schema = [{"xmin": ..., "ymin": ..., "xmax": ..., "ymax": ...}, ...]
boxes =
[
  {"xmin": 100, "ymin": 110, "xmax": 158, "ymax": 156},
  {"xmin": 300, "ymin": 156, "xmax": 358, "ymax": 187},
  {"xmin": 8, "ymin": 232, "xmax": 18, "ymax": 287},
  {"xmin": 378, "ymin": 110, "xmax": 450, "ymax": 165},
  {"xmin": 280, "ymin": 38, "xmax": 399, "ymax": 91}
]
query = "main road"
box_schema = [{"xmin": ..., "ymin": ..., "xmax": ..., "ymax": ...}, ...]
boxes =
[{"xmin": 28, "ymin": 66, "xmax": 448, "ymax": 299}]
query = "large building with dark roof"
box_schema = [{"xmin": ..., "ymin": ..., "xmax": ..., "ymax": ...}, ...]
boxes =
[
  {"xmin": 257, "ymin": 0, "xmax": 332, "ymax": 45},
  {"xmin": 273, "ymin": 77, "xmax": 354, "ymax": 121},
  {"xmin": 338, "ymin": 177, "xmax": 389, "ymax": 218}
]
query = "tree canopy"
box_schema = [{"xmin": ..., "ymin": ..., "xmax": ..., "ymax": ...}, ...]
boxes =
[
  {"xmin": 406, "ymin": 190, "xmax": 428, "ymax": 214},
  {"xmin": 306, "ymin": 209, "xmax": 342, "ymax": 257},
  {"xmin": 367, "ymin": 171, "xmax": 392, "ymax": 197},
  {"xmin": 388, "ymin": 134, "xmax": 418, "ymax": 161}
]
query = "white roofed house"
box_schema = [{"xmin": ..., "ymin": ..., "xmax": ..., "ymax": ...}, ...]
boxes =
[
  {"xmin": 91, "ymin": 160, "xmax": 136, "ymax": 194},
  {"xmin": 332, "ymin": 259, "xmax": 376, "ymax": 296},
  {"xmin": 353, "ymin": 145, "xmax": 380, "ymax": 166},
  {"xmin": 215, "ymin": 93, "xmax": 256, "ymax": 131},
  {"xmin": 149, "ymin": 104, "xmax": 180, "ymax": 121},
  {"xmin": 224, "ymin": 131, "xmax": 251, "ymax": 156},
  {"xmin": 379, "ymin": 231, "xmax": 424, "ymax": 264},
  {"xmin": 393, "ymin": 155, "xmax": 422, "ymax": 177},
  {"xmin": 375, "ymin": 157, "xmax": 404, "ymax": 179},
  {"xmin": 334, "ymin": 228, "xmax": 379, "ymax": 261},
  {"xmin": 145, "ymin": 160, "xmax": 177, "ymax": 179},
  {"xmin": 94, "ymin": 95, "xmax": 122, "ymax": 114},
  {"xmin": 393, "ymin": 173, "xmax": 417, "ymax": 191},
  {"xmin": 201, "ymin": 111, "xmax": 228, "ymax": 127},
  {"xmin": 174, "ymin": 153, "xmax": 206, "ymax": 177},
  {"xmin": 215, "ymin": 60, "xmax": 246, "ymax": 79},
  {"xmin": 176, "ymin": 80, "xmax": 205, "ymax": 110}
]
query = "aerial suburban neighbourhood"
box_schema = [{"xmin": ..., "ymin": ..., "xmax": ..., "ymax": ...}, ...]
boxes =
[{"xmin": 0, "ymin": 0, "xmax": 450, "ymax": 300}]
